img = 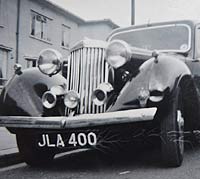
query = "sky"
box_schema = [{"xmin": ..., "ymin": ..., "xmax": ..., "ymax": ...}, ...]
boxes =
[
  {"xmin": 49, "ymin": 0, "xmax": 131, "ymax": 26},
  {"xmin": 49, "ymin": 0, "xmax": 200, "ymax": 27}
]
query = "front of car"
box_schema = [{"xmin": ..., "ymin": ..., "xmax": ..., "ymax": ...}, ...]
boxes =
[
  {"xmin": 105, "ymin": 22, "xmax": 192, "ymax": 111},
  {"xmin": 0, "ymin": 20, "xmax": 195, "ymax": 167}
]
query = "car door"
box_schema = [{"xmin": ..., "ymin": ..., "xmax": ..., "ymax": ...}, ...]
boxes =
[{"xmin": 188, "ymin": 24, "xmax": 200, "ymax": 92}]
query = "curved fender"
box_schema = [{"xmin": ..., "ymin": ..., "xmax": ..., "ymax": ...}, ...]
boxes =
[
  {"xmin": 108, "ymin": 54, "xmax": 191, "ymax": 112},
  {"xmin": 148, "ymin": 54, "xmax": 191, "ymax": 92},
  {"xmin": 0, "ymin": 68, "xmax": 67, "ymax": 116}
]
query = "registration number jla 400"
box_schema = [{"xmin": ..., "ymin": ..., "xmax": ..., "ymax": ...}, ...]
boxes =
[{"xmin": 38, "ymin": 132, "xmax": 97, "ymax": 148}]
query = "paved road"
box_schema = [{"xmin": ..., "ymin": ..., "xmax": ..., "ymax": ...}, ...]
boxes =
[
  {"xmin": 0, "ymin": 127, "xmax": 18, "ymax": 155},
  {"xmin": 1, "ymin": 141, "xmax": 200, "ymax": 179}
]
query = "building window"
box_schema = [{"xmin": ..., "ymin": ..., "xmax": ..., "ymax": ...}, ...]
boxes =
[
  {"xmin": 0, "ymin": 48, "xmax": 9, "ymax": 86},
  {"xmin": 30, "ymin": 11, "xmax": 51, "ymax": 41},
  {"xmin": 0, "ymin": 0, "xmax": 4, "ymax": 27},
  {"xmin": 26, "ymin": 58, "xmax": 37, "ymax": 68},
  {"xmin": 61, "ymin": 24, "xmax": 71, "ymax": 48}
]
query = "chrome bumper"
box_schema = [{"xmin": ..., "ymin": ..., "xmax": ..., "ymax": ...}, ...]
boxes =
[{"xmin": 0, "ymin": 108, "xmax": 157, "ymax": 129}]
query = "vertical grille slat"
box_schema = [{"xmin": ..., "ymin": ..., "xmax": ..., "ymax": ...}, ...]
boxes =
[
  {"xmin": 100, "ymin": 49, "xmax": 105, "ymax": 113},
  {"xmin": 67, "ymin": 40, "xmax": 108, "ymax": 115},
  {"xmin": 97, "ymin": 49, "xmax": 102, "ymax": 86},
  {"xmin": 88, "ymin": 48, "xmax": 95, "ymax": 113},
  {"xmin": 71, "ymin": 52, "xmax": 75, "ymax": 90},
  {"xmin": 76, "ymin": 49, "xmax": 80, "ymax": 92},
  {"xmin": 71, "ymin": 52, "xmax": 74, "ymax": 90},
  {"xmin": 96, "ymin": 48, "xmax": 102, "ymax": 113},
  {"xmin": 93, "ymin": 48, "xmax": 98, "ymax": 113},
  {"xmin": 66, "ymin": 54, "xmax": 71, "ymax": 91},
  {"xmin": 80, "ymin": 48, "xmax": 86, "ymax": 114},
  {"xmin": 101, "ymin": 50, "xmax": 105, "ymax": 83},
  {"xmin": 84, "ymin": 48, "xmax": 90, "ymax": 113},
  {"xmin": 79, "ymin": 48, "xmax": 84, "ymax": 113},
  {"xmin": 74, "ymin": 50, "xmax": 77, "ymax": 91},
  {"xmin": 70, "ymin": 51, "xmax": 74, "ymax": 90}
]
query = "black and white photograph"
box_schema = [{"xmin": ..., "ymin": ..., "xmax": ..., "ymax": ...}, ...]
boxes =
[{"xmin": 1, "ymin": 0, "xmax": 200, "ymax": 178}]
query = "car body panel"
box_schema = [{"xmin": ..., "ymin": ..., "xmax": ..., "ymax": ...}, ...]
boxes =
[
  {"xmin": 108, "ymin": 53, "xmax": 191, "ymax": 112},
  {"xmin": 0, "ymin": 68, "xmax": 67, "ymax": 117}
]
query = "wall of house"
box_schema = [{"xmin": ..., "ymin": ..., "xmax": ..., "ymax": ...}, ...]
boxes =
[
  {"xmin": 0, "ymin": 0, "xmax": 17, "ymax": 49},
  {"xmin": 18, "ymin": 0, "xmax": 80, "ymax": 69},
  {"xmin": 0, "ymin": 0, "xmax": 17, "ymax": 80},
  {"xmin": 0, "ymin": 0, "xmax": 118, "ymax": 83}
]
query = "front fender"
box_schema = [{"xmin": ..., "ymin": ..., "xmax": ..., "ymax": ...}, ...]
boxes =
[
  {"xmin": 0, "ymin": 68, "xmax": 67, "ymax": 117},
  {"xmin": 108, "ymin": 54, "xmax": 191, "ymax": 112}
]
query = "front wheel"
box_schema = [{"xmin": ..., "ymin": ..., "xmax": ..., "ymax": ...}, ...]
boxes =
[
  {"xmin": 161, "ymin": 87, "xmax": 184, "ymax": 167},
  {"xmin": 16, "ymin": 133, "xmax": 55, "ymax": 167}
]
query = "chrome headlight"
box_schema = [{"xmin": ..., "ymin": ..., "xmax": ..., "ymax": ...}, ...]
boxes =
[
  {"xmin": 42, "ymin": 85, "xmax": 66, "ymax": 109},
  {"xmin": 42, "ymin": 91, "xmax": 57, "ymax": 109},
  {"xmin": 105, "ymin": 40, "xmax": 131, "ymax": 69},
  {"xmin": 38, "ymin": 49, "xmax": 62, "ymax": 76},
  {"xmin": 92, "ymin": 83, "xmax": 113, "ymax": 106},
  {"xmin": 50, "ymin": 85, "xmax": 65, "ymax": 95},
  {"xmin": 64, "ymin": 91, "xmax": 80, "ymax": 109}
]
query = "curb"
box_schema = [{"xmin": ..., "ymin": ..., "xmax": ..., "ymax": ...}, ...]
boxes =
[{"xmin": 0, "ymin": 149, "xmax": 22, "ymax": 168}]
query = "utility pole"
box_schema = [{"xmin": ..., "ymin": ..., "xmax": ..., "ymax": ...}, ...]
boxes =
[
  {"xmin": 16, "ymin": 0, "xmax": 21, "ymax": 63},
  {"xmin": 131, "ymin": 0, "xmax": 135, "ymax": 25}
]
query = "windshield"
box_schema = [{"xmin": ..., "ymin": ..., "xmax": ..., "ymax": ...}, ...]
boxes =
[{"xmin": 109, "ymin": 24, "xmax": 191, "ymax": 52}]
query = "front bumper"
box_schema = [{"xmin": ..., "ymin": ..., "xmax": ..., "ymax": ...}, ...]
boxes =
[{"xmin": 0, "ymin": 108, "xmax": 157, "ymax": 129}]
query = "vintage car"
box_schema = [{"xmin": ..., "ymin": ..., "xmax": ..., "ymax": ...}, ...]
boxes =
[{"xmin": 0, "ymin": 20, "xmax": 200, "ymax": 167}]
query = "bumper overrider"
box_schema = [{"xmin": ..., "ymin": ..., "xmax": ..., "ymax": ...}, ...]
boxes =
[{"xmin": 0, "ymin": 108, "xmax": 157, "ymax": 129}]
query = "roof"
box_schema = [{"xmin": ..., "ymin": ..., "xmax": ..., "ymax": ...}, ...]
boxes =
[
  {"xmin": 34, "ymin": 0, "xmax": 119, "ymax": 28},
  {"xmin": 34, "ymin": 0, "xmax": 85, "ymax": 24},
  {"xmin": 83, "ymin": 19, "xmax": 119, "ymax": 29},
  {"xmin": 108, "ymin": 19, "xmax": 199, "ymax": 39}
]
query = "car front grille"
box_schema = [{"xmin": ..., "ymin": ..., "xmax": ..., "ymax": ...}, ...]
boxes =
[{"xmin": 66, "ymin": 39, "xmax": 109, "ymax": 115}]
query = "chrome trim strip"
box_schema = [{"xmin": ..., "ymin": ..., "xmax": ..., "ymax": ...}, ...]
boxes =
[
  {"xmin": 97, "ymin": 49, "xmax": 102, "ymax": 113},
  {"xmin": 104, "ymin": 61, "xmax": 109, "ymax": 112},
  {"xmin": 88, "ymin": 48, "xmax": 94, "ymax": 113},
  {"xmin": 0, "ymin": 108, "xmax": 157, "ymax": 129},
  {"xmin": 79, "ymin": 48, "xmax": 84, "ymax": 114},
  {"xmin": 100, "ymin": 49, "xmax": 105, "ymax": 113},
  {"xmin": 84, "ymin": 48, "xmax": 89, "ymax": 113},
  {"xmin": 74, "ymin": 49, "xmax": 78, "ymax": 91},
  {"xmin": 93, "ymin": 48, "xmax": 98, "ymax": 113}
]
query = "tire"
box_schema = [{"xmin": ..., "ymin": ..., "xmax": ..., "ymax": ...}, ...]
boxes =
[
  {"xmin": 161, "ymin": 87, "xmax": 184, "ymax": 167},
  {"xmin": 16, "ymin": 133, "xmax": 55, "ymax": 167}
]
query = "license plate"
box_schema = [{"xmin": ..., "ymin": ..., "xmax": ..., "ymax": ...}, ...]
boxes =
[{"xmin": 37, "ymin": 131, "xmax": 97, "ymax": 148}]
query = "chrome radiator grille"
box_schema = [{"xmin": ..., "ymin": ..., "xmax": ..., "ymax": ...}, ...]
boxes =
[{"xmin": 66, "ymin": 39, "xmax": 108, "ymax": 114}]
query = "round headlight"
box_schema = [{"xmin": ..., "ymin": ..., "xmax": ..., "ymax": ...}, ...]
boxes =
[
  {"xmin": 38, "ymin": 49, "xmax": 62, "ymax": 75},
  {"xmin": 50, "ymin": 85, "xmax": 65, "ymax": 96},
  {"xmin": 42, "ymin": 91, "xmax": 57, "ymax": 109},
  {"xmin": 92, "ymin": 83, "xmax": 113, "ymax": 106},
  {"xmin": 64, "ymin": 91, "xmax": 80, "ymax": 109},
  {"xmin": 105, "ymin": 40, "xmax": 131, "ymax": 69}
]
